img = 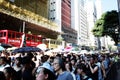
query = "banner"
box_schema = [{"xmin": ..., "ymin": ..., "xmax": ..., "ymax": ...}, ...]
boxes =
[{"xmin": 20, "ymin": 34, "xmax": 26, "ymax": 47}]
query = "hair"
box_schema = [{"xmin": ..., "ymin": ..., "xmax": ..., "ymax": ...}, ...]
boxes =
[
  {"xmin": 43, "ymin": 68, "xmax": 56, "ymax": 80},
  {"xmin": 4, "ymin": 67, "xmax": 17, "ymax": 80},
  {"xmin": 27, "ymin": 52, "xmax": 34, "ymax": 59},
  {"xmin": 0, "ymin": 57, "xmax": 7, "ymax": 62},
  {"xmin": 55, "ymin": 57, "xmax": 66, "ymax": 71},
  {"xmin": 16, "ymin": 57, "xmax": 22, "ymax": 63},
  {"xmin": 0, "ymin": 71, "xmax": 6, "ymax": 80},
  {"xmin": 66, "ymin": 62, "xmax": 73, "ymax": 72},
  {"xmin": 92, "ymin": 54, "xmax": 98, "ymax": 60},
  {"xmin": 21, "ymin": 56, "xmax": 31, "ymax": 64},
  {"xmin": 76, "ymin": 63, "xmax": 87, "ymax": 72},
  {"xmin": 41, "ymin": 55, "xmax": 49, "ymax": 63}
]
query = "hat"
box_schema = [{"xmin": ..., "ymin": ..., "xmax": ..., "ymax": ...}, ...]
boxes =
[{"xmin": 40, "ymin": 62, "xmax": 54, "ymax": 73}]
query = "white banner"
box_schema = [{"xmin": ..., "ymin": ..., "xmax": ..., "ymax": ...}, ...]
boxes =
[{"xmin": 20, "ymin": 34, "xmax": 25, "ymax": 47}]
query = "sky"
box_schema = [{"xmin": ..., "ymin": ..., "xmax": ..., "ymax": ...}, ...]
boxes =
[{"xmin": 101, "ymin": 0, "xmax": 118, "ymax": 13}]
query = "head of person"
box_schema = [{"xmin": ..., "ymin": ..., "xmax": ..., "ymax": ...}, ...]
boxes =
[
  {"xmin": 0, "ymin": 71, "xmax": 6, "ymax": 80},
  {"xmin": 90, "ymin": 54, "xmax": 98, "ymax": 64},
  {"xmin": 71, "ymin": 58, "xmax": 76, "ymax": 66},
  {"xmin": 76, "ymin": 63, "xmax": 87, "ymax": 75},
  {"xmin": 0, "ymin": 57, "xmax": 7, "ymax": 65},
  {"xmin": 53, "ymin": 57, "xmax": 65, "ymax": 73},
  {"xmin": 3, "ymin": 67, "xmax": 17, "ymax": 80},
  {"xmin": 65, "ymin": 62, "xmax": 73, "ymax": 72},
  {"xmin": 36, "ymin": 62, "xmax": 55, "ymax": 80},
  {"xmin": 15, "ymin": 57, "xmax": 22, "ymax": 66}
]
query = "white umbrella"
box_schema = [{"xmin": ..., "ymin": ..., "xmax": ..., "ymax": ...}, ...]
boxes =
[
  {"xmin": 80, "ymin": 50, "xmax": 89, "ymax": 54},
  {"xmin": 37, "ymin": 44, "xmax": 47, "ymax": 51},
  {"xmin": 7, "ymin": 47, "xmax": 18, "ymax": 51}
]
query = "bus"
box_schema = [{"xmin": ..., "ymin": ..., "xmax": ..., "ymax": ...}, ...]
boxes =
[
  {"xmin": 0, "ymin": 30, "xmax": 43, "ymax": 47},
  {"xmin": 45, "ymin": 39, "xmax": 63, "ymax": 49}
]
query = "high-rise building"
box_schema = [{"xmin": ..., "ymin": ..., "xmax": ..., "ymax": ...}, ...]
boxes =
[
  {"xmin": 48, "ymin": 0, "xmax": 62, "ymax": 33},
  {"xmin": 71, "ymin": 0, "xmax": 88, "ymax": 46},
  {"xmin": 117, "ymin": 0, "xmax": 120, "ymax": 50},
  {"xmin": 61, "ymin": 0, "xmax": 77, "ymax": 44},
  {"xmin": 49, "ymin": 0, "xmax": 77, "ymax": 45},
  {"xmin": 85, "ymin": 0, "xmax": 97, "ymax": 48},
  {"xmin": 118, "ymin": 0, "xmax": 120, "ymax": 21}
]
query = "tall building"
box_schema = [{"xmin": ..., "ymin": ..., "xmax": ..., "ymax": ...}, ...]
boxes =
[
  {"xmin": 95, "ymin": 0, "xmax": 105, "ymax": 49},
  {"xmin": 85, "ymin": 0, "xmax": 97, "ymax": 48},
  {"xmin": 71, "ymin": 0, "xmax": 88, "ymax": 46},
  {"xmin": 61, "ymin": 0, "xmax": 77, "ymax": 44},
  {"xmin": 117, "ymin": 0, "xmax": 120, "ymax": 52},
  {"xmin": 48, "ymin": 0, "xmax": 62, "ymax": 33},
  {"xmin": 49, "ymin": 0, "xmax": 77, "ymax": 45},
  {"xmin": 118, "ymin": 0, "xmax": 120, "ymax": 22},
  {"xmin": 95, "ymin": 0, "xmax": 102, "ymax": 19}
]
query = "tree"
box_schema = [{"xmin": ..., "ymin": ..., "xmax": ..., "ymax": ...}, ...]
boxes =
[{"xmin": 92, "ymin": 10, "xmax": 119, "ymax": 45}]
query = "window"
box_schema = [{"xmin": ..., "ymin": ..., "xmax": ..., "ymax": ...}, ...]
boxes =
[
  {"xmin": 8, "ymin": 33, "xmax": 12, "ymax": 38},
  {"xmin": 0, "ymin": 32, "xmax": 3, "ymax": 37},
  {"xmin": 3, "ymin": 32, "xmax": 6, "ymax": 37}
]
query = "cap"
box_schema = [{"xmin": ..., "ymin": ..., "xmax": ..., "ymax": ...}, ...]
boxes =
[{"xmin": 40, "ymin": 62, "xmax": 54, "ymax": 73}]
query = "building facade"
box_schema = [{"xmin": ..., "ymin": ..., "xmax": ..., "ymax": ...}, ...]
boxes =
[
  {"xmin": 49, "ymin": 0, "xmax": 77, "ymax": 45},
  {"xmin": 71, "ymin": 0, "xmax": 88, "ymax": 46},
  {"xmin": 0, "ymin": 0, "xmax": 60, "ymax": 39},
  {"xmin": 85, "ymin": 0, "xmax": 97, "ymax": 49},
  {"xmin": 61, "ymin": 0, "xmax": 77, "ymax": 44}
]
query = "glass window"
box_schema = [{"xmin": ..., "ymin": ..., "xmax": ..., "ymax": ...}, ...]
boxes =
[
  {"xmin": 11, "ymin": 33, "xmax": 15, "ymax": 38},
  {"xmin": 3, "ymin": 32, "xmax": 6, "ymax": 37},
  {"xmin": 27, "ymin": 35, "xmax": 31, "ymax": 41},
  {"xmin": 8, "ymin": 33, "xmax": 12, "ymax": 38},
  {"xmin": 0, "ymin": 32, "xmax": 2, "ymax": 37}
]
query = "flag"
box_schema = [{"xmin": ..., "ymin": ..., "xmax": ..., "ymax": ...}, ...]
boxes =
[{"xmin": 20, "ymin": 34, "xmax": 26, "ymax": 47}]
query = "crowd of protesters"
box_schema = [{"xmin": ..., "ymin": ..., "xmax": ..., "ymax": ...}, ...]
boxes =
[{"xmin": 0, "ymin": 50, "xmax": 120, "ymax": 80}]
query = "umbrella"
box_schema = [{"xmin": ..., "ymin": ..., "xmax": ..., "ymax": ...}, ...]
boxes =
[
  {"xmin": 7, "ymin": 47, "xmax": 18, "ymax": 51},
  {"xmin": 12, "ymin": 46, "xmax": 42, "ymax": 53},
  {"xmin": 0, "ymin": 43, "xmax": 12, "ymax": 48},
  {"xmin": 80, "ymin": 50, "xmax": 89, "ymax": 54},
  {"xmin": 37, "ymin": 43, "xmax": 47, "ymax": 51},
  {"xmin": 0, "ymin": 46, "xmax": 5, "ymax": 51}
]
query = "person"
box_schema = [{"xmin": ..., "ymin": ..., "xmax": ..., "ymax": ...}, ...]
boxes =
[
  {"xmin": 21, "ymin": 56, "xmax": 35, "ymax": 80},
  {"xmin": 65, "ymin": 62, "xmax": 76, "ymax": 80},
  {"xmin": 36, "ymin": 62, "xmax": 55, "ymax": 80},
  {"xmin": 12, "ymin": 57, "xmax": 22, "ymax": 80},
  {"xmin": 0, "ymin": 57, "xmax": 10, "ymax": 71},
  {"xmin": 0, "ymin": 71, "xmax": 6, "ymax": 80},
  {"xmin": 3, "ymin": 67, "xmax": 18, "ymax": 80},
  {"xmin": 76, "ymin": 63, "xmax": 92, "ymax": 80},
  {"xmin": 87, "ymin": 55, "xmax": 98, "ymax": 80},
  {"xmin": 53, "ymin": 57, "xmax": 74, "ymax": 80}
]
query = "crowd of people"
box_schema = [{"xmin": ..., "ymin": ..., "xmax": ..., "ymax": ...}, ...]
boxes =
[{"xmin": 0, "ymin": 50, "xmax": 120, "ymax": 80}]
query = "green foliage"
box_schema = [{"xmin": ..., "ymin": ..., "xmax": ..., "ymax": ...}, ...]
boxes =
[{"xmin": 92, "ymin": 10, "xmax": 119, "ymax": 45}]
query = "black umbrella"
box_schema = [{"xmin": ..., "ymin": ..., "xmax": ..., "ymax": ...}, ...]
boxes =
[
  {"xmin": 12, "ymin": 46, "xmax": 42, "ymax": 53},
  {"xmin": 0, "ymin": 43, "xmax": 12, "ymax": 48}
]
